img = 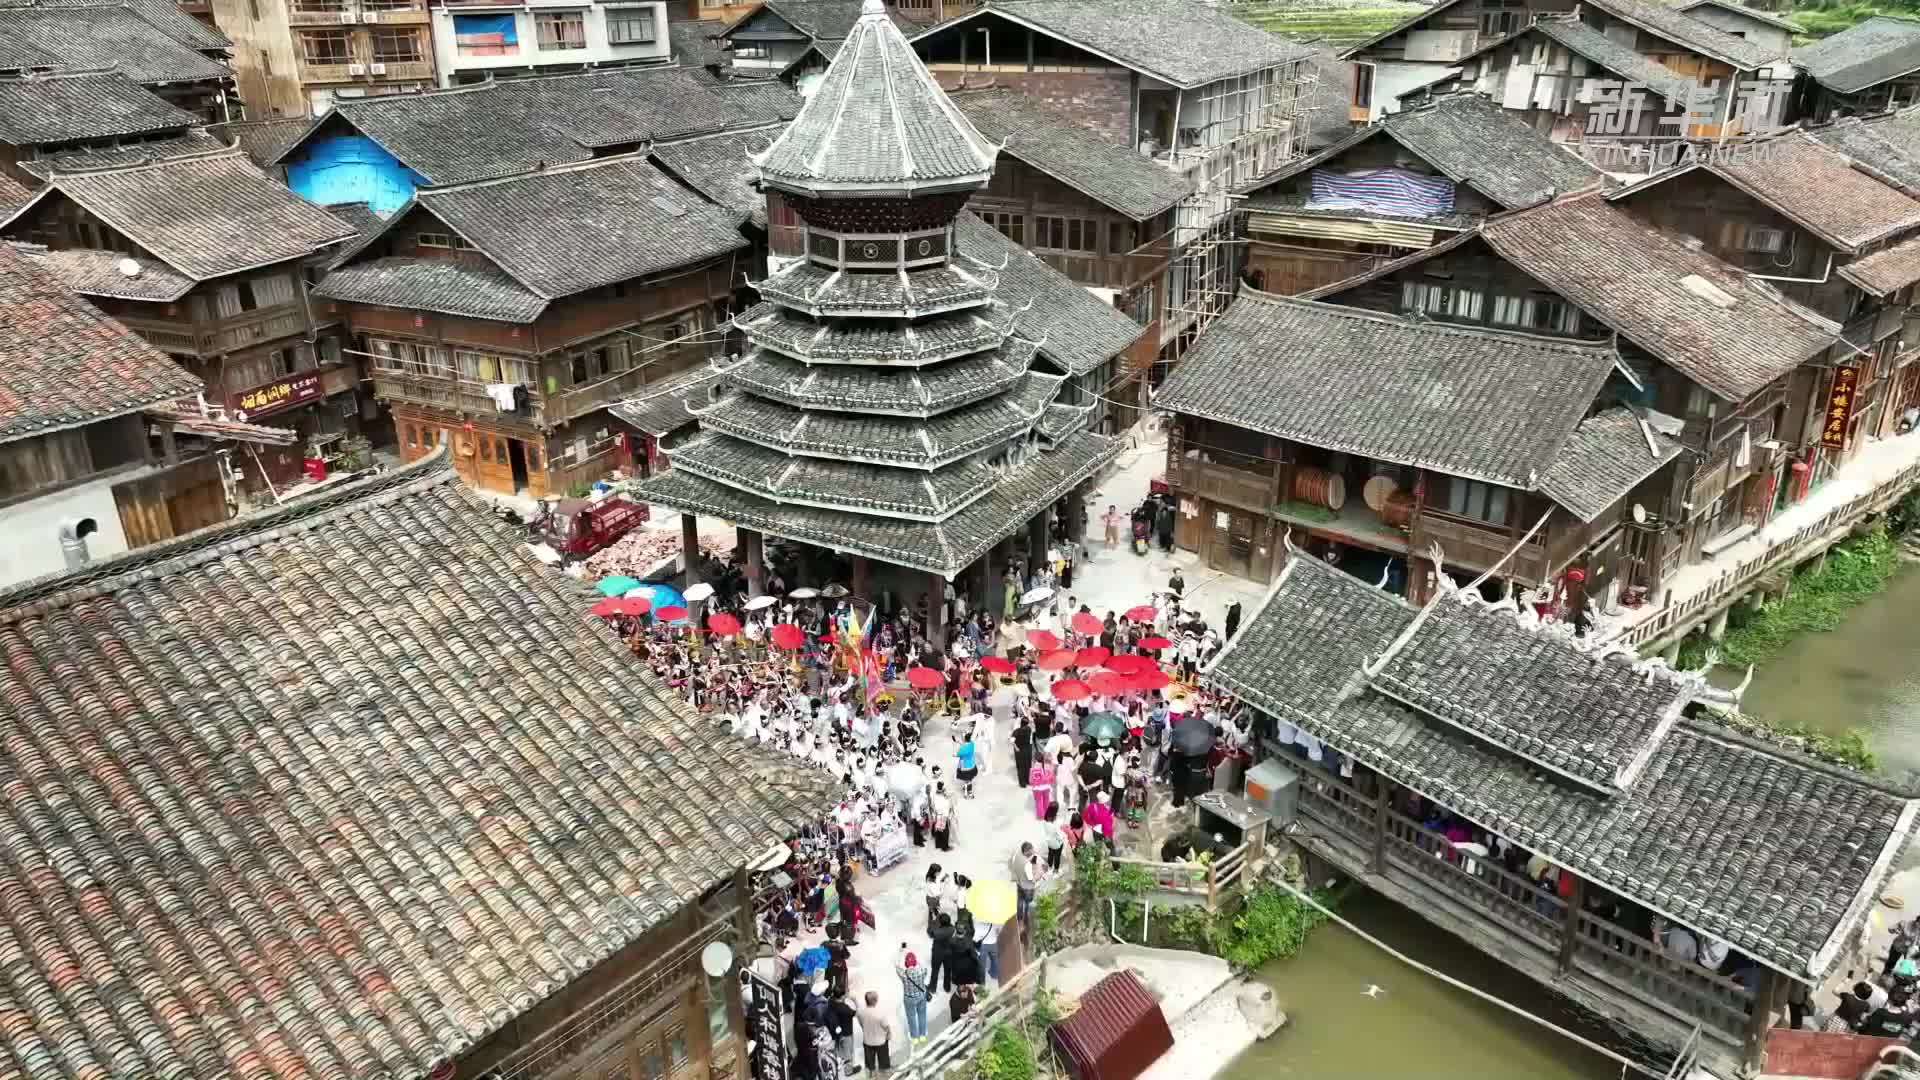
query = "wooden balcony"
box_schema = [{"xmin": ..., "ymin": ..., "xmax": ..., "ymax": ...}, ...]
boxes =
[
  {"xmin": 1165, "ymin": 455, "xmax": 1275, "ymax": 514},
  {"xmin": 372, "ymin": 370, "xmax": 546, "ymax": 427},
  {"xmin": 1291, "ymin": 769, "xmax": 1755, "ymax": 1075},
  {"xmin": 368, "ymin": 59, "xmax": 434, "ymax": 81},
  {"xmin": 119, "ymin": 306, "xmax": 309, "ymax": 359},
  {"xmin": 1414, "ymin": 511, "xmax": 1550, "ymax": 584}
]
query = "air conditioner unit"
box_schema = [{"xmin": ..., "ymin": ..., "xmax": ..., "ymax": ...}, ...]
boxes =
[
  {"xmin": 369, "ymin": 62, "xmax": 387, "ymax": 74},
  {"xmin": 338, "ymin": 10, "xmax": 356, "ymax": 21},
  {"xmin": 348, "ymin": 62, "xmax": 366, "ymax": 74},
  {"xmin": 361, "ymin": 10, "xmax": 377, "ymax": 21}
]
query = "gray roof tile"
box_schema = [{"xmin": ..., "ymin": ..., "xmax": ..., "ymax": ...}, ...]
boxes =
[
  {"xmin": 1809, "ymin": 109, "xmax": 1920, "ymax": 193},
  {"xmin": 670, "ymin": 16, "xmax": 725, "ymax": 68},
  {"xmin": 755, "ymin": 0, "xmax": 995, "ymax": 191},
  {"xmin": 212, "ymin": 116, "xmax": 313, "ymax": 168},
  {"xmin": 757, "ymin": 260, "xmax": 997, "ymax": 316},
  {"xmin": 13, "ymin": 149, "xmax": 354, "ymax": 281},
  {"xmin": 1797, "ymin": 15, "xmax": 1920, "ymax": 94},
  {"xmin": 652, "ymin": 125, "xmax": 781, "ymax": 226},
  {"xmin": 670, "ymin": 433, "xmax": 995, "ymax": 517},
  {"xmin": 1156, "ymin": 291, "xmax": 1616, "ymax": 487},
  {"xmin": 608, "ymin": 362, "xmax": 732, "ymax": 435},
  {"xmin": 1210, "ymin": 553, "xmax": 1920, "ymax": 981},
  {"xmin": 1582, "ymin": 0, "xmax": 1780, "ymax": 68},
  {"xmin": 1529, "ymin": 19, "xmax": 1697, "ymax": 104},
  {"xmin": 1677, "ymin": 0, "xmax": 1802, "ymax": 32},
  {"xmin": 0, "ymin": 454, "xmax": 839, "ymax": 1079},
  {"xmin": 17, "ymin": 130, "xmax": 226, "ymax": 177},
  {"xmin": 739, "ymin": 298, "xmax": 1016, "ymax": 365},
  {"xmin": 0, "ymin": 4, "xmax": 231, "ymax": 85},
  {"xmin": 951, "ymin": 88, "xmax": 1190, "ymax": 220},
  {"xmin": 0, "ymin": 243, "xmax": 200, "ymax": 442},
  {"xmin": 0, "ymin": 71, "xmax": 197, "ymax": 146},
  {"xmin": 1536, "ymin": 407, "xmax": 1683, "ymax": 522},
  {"xmin": 927, "ymin": 0, "xmax": 1310, "ymax": 88},
  {"xmin": 726, "ymin": 338, "xmax": 1036, "ymax": 414},
  {"xmin": 953, "ymin": 212, "xmax": 1146, "ymax": 375},
  {"xmin": 1706, "ymin": 134, "xmax": 1920, "ymax": 252},
  {"xmin": 1840, "ymin": 231, "xmax": 1920, "ymax": 297},
  {"xmin": 5, "ymin": 0, "xmax": 232, "ymax": 49},
  {"xmin": 313, "ymin": 256, "xmax": 547, "ymax": 323},
  {"xmin": 30, "ymin": 246, "xmax": 195, "ymax": 301}
]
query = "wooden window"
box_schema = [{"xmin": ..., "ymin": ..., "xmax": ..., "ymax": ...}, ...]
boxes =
[
  {"xmin": 1443, "ymin": 478, "xmax": 1511, "ymax": 526},
  {"xmin": 606, "ymin": 7, "xmax": 655, "ymax": 44},
  {"xmin": 980, "ymin": 211, "xmax": 1022, "ymax": 245},
  {"xmin": 370, "ymin": 28, "xmax": 423, "ymax": 63},
  {"xmin": 1400, "ymin": 279, "xmax": 1483, "ymax": 321},
  {"xmin": 479, "ymin": 437, "xmax": 492, "ymax": 463},
  {"xmin": 1742, "ymin": 226, "xmax": 1786, "ymax": 254},
  {"xmin": 416, "ymin": 231, "xmax": 473, "ymax": 250},
  {"xmin": 1353, "ymin": 63, "xmax": 1375, "ymax": 110},
  {"xmin": 536, "ymin": 11, "xmax": 586, "ymax": 50},
  {"xmin": 1479, "ymin": 0, "xmax": 1524, "ymax": 39},
  {"xmin": 299, "ymin": 29, "xmax": 351, "ymax": 65},
  {"xmin": 1036, "ymin": 215, "xmax": 1097, "ymax": 254},
  {"xmin": 1109, "ymin": 221, "xmax": 1133, "ymax": 255}
]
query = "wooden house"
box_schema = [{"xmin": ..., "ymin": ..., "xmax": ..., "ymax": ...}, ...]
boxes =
[
  {"xmin": 0, "ymin": 147, "xmax": 362, "ymax": 494},
  {"xmin": 0, "ymin": 71, "xmax": 210, "ymax": 189},
  {"xmin": 1236, "ymin": 91, "xmax": 1604, "ymax": 295},
  {"xmin": 315, "ymin": 153, "xmax": 748, "ymax": 498},
  {"xmin": 0, "ymin": 3, "xmax": 235, "ymax": 121},
  {"xmin": 1676, "ymin": 0, "xmax": 1799, "ymax": 57},
  {"xmin": 1303, "ymin": 194, "xmax": 1839, "ymax": 588},
  {"xmin": 1339, "ymin": 0, "xmax": 1578, "ymax": 123},
  {"xmin": 1795, "ymin": 16, "xmax": 1920, "ymax": 122}
]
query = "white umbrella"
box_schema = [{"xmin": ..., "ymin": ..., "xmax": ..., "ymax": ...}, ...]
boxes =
[
  {"xmin": 623, "ymin": 586, "xmax": 654, "ymax": 599},
  {"xmin": 884, "ymin": 762, "xmax": 926, "ymax": 800},
  {"xmin": 789, "ymin": 587, "xmax": 820, "ymax": 599},
  {"xmin": 745, "ymin": 595, "xmax": 778, "ymax": 611},
  {"xmin": 1451, "ymin": 841, "xmax": 1490, "ymax": 858},
  {"xmin": 684, "ymin": 582, "xmax": 715, "ymax": 602},
  {"xmin": 1021, "ymin": 586, "xmax": 1054, "ymax": 605}
]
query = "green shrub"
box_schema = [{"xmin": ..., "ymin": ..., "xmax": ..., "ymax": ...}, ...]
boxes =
[
  {"xmin": 1031, "ymin": 892, "xmax": 1064, "ymax": 952},
  {"xmin": 975, "ymin": 1023, "xmax": 1037, "ymax": 1080},
  {"xmin": 1713, "ymin": 526, "xmax": 1899, "ymax": 668}
]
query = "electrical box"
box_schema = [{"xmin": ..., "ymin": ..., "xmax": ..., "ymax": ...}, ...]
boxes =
[{"xmin": 1243, "ymin": 758, "xmax": 1299, "ymax": 828}]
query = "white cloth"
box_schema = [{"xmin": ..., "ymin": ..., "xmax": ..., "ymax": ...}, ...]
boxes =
[{"xmin": 484, "ymin": 382, "xmax": 518, "ymax": 411}]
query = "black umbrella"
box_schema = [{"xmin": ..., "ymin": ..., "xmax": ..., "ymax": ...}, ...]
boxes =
[{"xmin": 1169, "ymin": 715, "xmax": 1216, "ymax": 756}]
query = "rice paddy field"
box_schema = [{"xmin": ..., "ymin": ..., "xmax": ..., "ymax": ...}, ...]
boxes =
[{"xmin": 1228, "ymin": 0, "xmax": 1430, "ymax": 45}]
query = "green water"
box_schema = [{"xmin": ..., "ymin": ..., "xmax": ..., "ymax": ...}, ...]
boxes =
[{"xmin": 1220, "ymin": 890, "xmax": 1629, "ymax": 1080}]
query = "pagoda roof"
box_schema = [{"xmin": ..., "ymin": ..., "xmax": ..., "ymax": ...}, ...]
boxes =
[
  {"xmin": 756, "ymin": 261, "xmax": 997, "ymax": 317},
  {"xmin": 668, "ymin": 434, "xmax": 997, "ymax": 519},
  {"xmin": 737, "ymin": 299, "xmax": 1018, "ymax": 366},
  {"xmin": 753, "ymin": 0, "xmax": 996, "ymax": 195},
  {"xmin": 724, "ymin": 338, "xmax": 1038, "ymax": 415}
]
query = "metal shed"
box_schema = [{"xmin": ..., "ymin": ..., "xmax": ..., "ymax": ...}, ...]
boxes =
[{"xmin": 1048, "ymin": 969, "xmax": 1174, "ymax": 1080}]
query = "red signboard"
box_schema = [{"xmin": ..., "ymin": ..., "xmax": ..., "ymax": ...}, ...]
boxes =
[
  {"xmin": 1820, "ymin": 365, "xmax": 1860, "ymax": 451},
  {"xmin": 231, "ymin": 371, "xmax": 322, "ymax": 421}
]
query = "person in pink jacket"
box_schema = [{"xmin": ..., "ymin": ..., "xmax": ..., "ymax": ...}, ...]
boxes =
[
  {"xmin": 1083, "ymin": 790, "xmax": 1117, "ymax": 848},
  {"xmin": 1029, "ymin": 752, "xmax": 1055, "ymax": 820}
]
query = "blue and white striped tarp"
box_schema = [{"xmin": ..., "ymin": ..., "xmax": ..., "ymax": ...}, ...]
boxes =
[{"xmin": 1306, "ymin": 168, "xmax": 1456, "ymax": 218}]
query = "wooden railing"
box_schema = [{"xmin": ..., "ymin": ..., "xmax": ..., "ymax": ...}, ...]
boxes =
[
  {"xmin": 1612, "ymin": 459, "xmax": 1920, "ymax": 648},
  {"xmin": 894, "ymin": 944, "xmax": 1052, "ymax": 1080},
  {"xmin": 1295, "ymin": 776, "xmax": 1754, "ymax": 1042},
  {"xmin": 1164, "ymin": 456, "xmax": 1274, "ymax": 513},
  {"xmin": 121, "ymin": 307, "xmax": 308, "ymax": 358},
  {"xmin": 1111, "ymin": 839, "xmax": 1254, "ymax": 912},
  {"xmin": 1416, "ymin": 511, "xmax": 1549, "ymax": 582},
  {"xmin": 372, "ymin": 370, "xmax": 545, "ymax": 425}
]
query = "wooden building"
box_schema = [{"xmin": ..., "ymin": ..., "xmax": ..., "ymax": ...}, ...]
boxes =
[
  {"xmin": 1676, "ymin": 0, "xmax": 1799, "ymax": 57},
  {"xmin": 0, "ymin": 147, "xmax": 363, "ymax": 495},
  {"xmin": 717, "ymin": 0, "xmax": 923, "ymax": 90},
  {"xmin": 1794, "ymin": 15, "xmax": 1920, "ymax": 122},
  {"xmin": 1154, "ymin": 290, "xmax": 1681, "ymax": 607},
  {"xmin": 1212, "ymin": 553, "xmax": 1920, "ymax": 1078},
  {"xmin": 0, "ymin": 450, "xmax": 837, "ymax": 1080},
  {"xmin": 1303, "ymin": 193, "xmax": 1839, "ymax": 588},
  {"xmin": 1339, "ymin": 0, "xmax": 1578, "ymax": 123},
  {"xmin": 316, "ymin": 153, "xmax": 749, "ymax": 498},
  {"xmin": 0, "ymin": 2, "xmax": 236, "ymax": 121},
  {"xmin": 207, "ymin": 0, "xmax": 437, "ymax": 119},
  {"xmin": 0, "ymin": 242, "xmax": 296, "ymax": 584},
  {"xmin": 0, "ymin": 71, "xmax": 212, "ymax": 189},
  {"xmin": 1236, "ymin": 91, "xmax": 1603, "ymax": 295}
]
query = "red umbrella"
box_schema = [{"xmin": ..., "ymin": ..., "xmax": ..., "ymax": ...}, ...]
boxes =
[
  {"xmin": 1105, "ymin": 654, "xmax": 1154, "ymax": 676},
  {"xmin": 770, "ymin": 623, "xmax": 805, "ymax": 650},
  {"xmin": 657, "ymin": 605, "xmax": 689, "ymax": 623},
  {"xmin": 1070, "ymin": 612, "xmax": 1104, "ymax": 636},
  {"xmin": 1131, "ymin": 668, "xmax": 1172, "ymax": 692},
  {"xmin": 980, "ymin": 656, "xmax": 1017, "ymax": 674},
  {"xmin": 1138, "ymin": 635, "xmax": 1173, "ymax": 651},
  {"xmin": 610, "ymin": 597, "xmax": 652, "ymax": 617},
  {"xmin": 1051, "ymin": 679, "xmax": 1091, "ymax": 702},
  {"xmin": 1088, "ymin": 671, "xmax": 1129, "ymax": 697},
  {"xmin": 906, "ymin": 666, "xmax": 944, "ymax": 690},
  {"xmin": 1037, "ymin": 649, "xmax": 1077, "ymax": 671},
  {"xmin": 1075, "ymin": 646, "xmax": 1111, "ymax": 669},
  {"xmin": 1027, "ymin": 629, "xmax": 1062, "ymax": 651},
  {"xmin": 590, "ymin": 598, "xmax": 623, "ymax": 618},
  {"xmin": 1124, "ymin": 605, "xmax": 1158, "ymax": 624},
  {"xmin": 707, "ymin": 612, "xmax": 742, "ymax": 636}
]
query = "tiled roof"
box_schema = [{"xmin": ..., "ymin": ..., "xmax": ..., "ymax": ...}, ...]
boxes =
[
  {"xmin": 213, "ymin": 116, "xmax": 313, "ymax": 168},
  {"xmin": 0, "ymin": 173, "xmax": 30, "ymax": 217},
  {"xmin": 952, "ymin": 88, "xmax": 1190, "ymax": 221},
  {"xmin": 757, "ymin": 260, "xmax": 997, "ymax": 316},
  {"xmin": 144, "ymin": 400, "xmax": 298, "ymax": 445},
  {"xmin": 1036, "ymin": 402, "xmax": 1090, "ymax": 442},
  {"xmin": 313, "ymin": 256, "xmax": 548, "ymax": 323},
  {"xmin": 608, "ymin": 363, "xmax": 731, "ymax": 435},
  {"xmin": 1796, "ymin": 15, "xmax": 1920, "ymax": 94},
  {"xmin": 5, "ymin": 0, "xmax": 232, "ymax": 50},
  {"xmin": 1707, "ymin": 135, "xmax": 1920, "ymax": 253},
  {"xmin": 1840, "ymin": 232, "xmax": 1920, "ymax": 296},
  {"xmin": 401, "ymin": 156, "xmax": 747, "ymax": 301},
  {"xmin": 927, "ymin": 0, "xmax": 1311, "ymax": 88},
  {"xmin": 669, "ymin": 16, "xmax": 725, "ymax": 68},
  {"xmin": 953, "ymin": 212, "xmax": 1146, "ymax": 376},
  {"xmin": 0, "ymin": 4, "xmax": 232, "ymax": 84},
  {"xmin": 1208, "ymin": 553, "xmax": 1920, "ymax": 981},
  {"xmin": 1240, "ymin": 90, "xmax": 1602, "ymax": 212},
  {"xmin": 1677, "ymin": 0, "xmax": 1802, "ymax": 33},
  {"xmin": 1155, "ymin": 291, "xmax": 1616, "ymax": 488},
  {"xmin": 0, "ymin": 242, "xmax": 200, "ymax": 443},
  {"xmin": 286, "ymin": 67, "xmax": 797, "ymax": 185},
  {"xmin": 755, "ymin": 0, "xmax": 996, "ymax": 191},
  {"xmin": 1529, "ymin": 18, "xmax": 1696, "ymax": 104},
  {"xmin": 0, "ymin": 454, "xmax": 839, "ymax": 1079},
  {"xmin": 1580, "ymin": 0, "xmax": 1780, "ymax": 68},
  {"xmin": 710, "ymin": 79, "xmax": 804, "ymax": 125},
  {"xmin": 0, "ymin": 71, "xmax": 197, "ymax": 146},
  {"xmin": 724, "ymin": 338, "xmax": 1036, "ymax": 414},
  {"xmin": 1809, "ymin": 110, "xmax": 1920, "ymax": 194},
  {"xmin": 17, "ymin": 130, "xmax": 226, "ymax": 177},
  {"xmin": 639, "ymin": 429, "xmax": 1119, "ymax": 573},
  {"xmin": 1536, "ymin": 407, "xmax": 1683, "ymax": 522},
  {"xmin": 744, "ymin": 0, "xmax": 915, "ymax": 40},
  {"xmin": 12, "ymin": 149, "xmax": 354, "ymax": 281},
  {"xmin": 652, "ymin": 125, "xmax": 781, "ymax": 226},
  {"xmin": 739, "ymin": 299, "xmax": 1016, "ymax": 366},
  {"xmin": 670, "ymin": 432, "xmax": 996, "ymax": 518},
  {"xmin": 30, "ymin": 246, "xmax": 195, "ymax": 301}
]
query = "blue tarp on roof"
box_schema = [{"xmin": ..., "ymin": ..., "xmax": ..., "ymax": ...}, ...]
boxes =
[{"xmin": 287, "ymin": 132, "xmax": 425, "ymax": 214}]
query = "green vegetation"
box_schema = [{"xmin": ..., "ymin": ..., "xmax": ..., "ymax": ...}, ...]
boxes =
[
  {"xmin": 1275, "ymin": 498, "xmax": 1339, "ymax": 524},
  {"xmin": 1676, "ymin": 524, "xmax": 1901, "ymax": 671},
  {"xmin": 1787, "ymin": 0, "xmax": 1919, "ymax": 38},
  {"xmin": 1067, "ymin": 846, "xmax": 1334, "ymax": 971},
  {"xmin": 976, "ymin": 1022, "xmax": 1040, "ymax": 1080},
  {"xmin": 1228, "ymin": 0, "xmax": 1424, "ymax": 45},
  {"xmin": 1705, "ymin": 708, "xmax": 1880, "ymax": 771},
  {"xmin": 1030, "ymin": 892, "xmax": 1064, "ymax": 953}
]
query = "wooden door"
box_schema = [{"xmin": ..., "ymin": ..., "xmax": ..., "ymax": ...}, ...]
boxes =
[{"xmin": 1207, "ymin": 506, "xmax": 1254, "ymax": 578}]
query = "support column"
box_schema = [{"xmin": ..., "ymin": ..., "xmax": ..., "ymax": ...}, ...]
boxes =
[
  {"xmin": 1027, "ymin": 511, "xmax": 1049, "ymax": 577},
  {"xmin": 1707, "ymin": 606, "xmax": 1731, "ymax": 642},
  {"xmin": 851, "ymin": 555, "xmax": 872, "ymax": 606},
  {"xmin": 986, "ymin": 542, "xmax": 1006, "ymax": 628},
  {"xmin": 1370, "ymin": 782, "xmax": 1389, "ymax": 874},
  {"xmin": 1557, "ymin": 875, "xmax": 1585, "ymax": 975},
  {"xmin": 1065, "ymin": 486, "xmax": 1087, "ymax": 544},
  {"xmin": 741, "ymin": 528, "xmax": 765, "ymax": 597},
  {"xmin": 680, "ymin": 513, "xmax": 700, "ymax": 575},
  {"xmin": 926, "ymin": 571, "xmax": 948, "ymax": 651},
  {"xmin": 1742, "ymin": 968, "xmax": 1783, "ymax": 1075}
]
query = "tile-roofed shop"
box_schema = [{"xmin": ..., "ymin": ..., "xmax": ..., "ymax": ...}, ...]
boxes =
[
  {"xmin": 0, "ymin": 453, "xmax": 837, "ymax": 1080},
  {"xmin": 638, "ymin": 0, "xmax": 1119, "ymax": 639},
  {"xmin": 1209, "ymin": 552, "xmax": 1919, "ymax": 1075}
]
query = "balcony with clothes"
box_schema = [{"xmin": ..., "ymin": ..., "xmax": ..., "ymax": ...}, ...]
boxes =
[{"xmin": 289, "ymin": 0, "xmax": 429, "ymax": 26}]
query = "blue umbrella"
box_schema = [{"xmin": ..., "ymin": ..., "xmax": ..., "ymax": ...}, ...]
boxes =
[
  {"xmin": 598, "ymin": 575, "xmax": 641, "ymax": 596},
  {"xmin": 625, "ymin": 582, "xmax": 689, "ymax": 622},
  {"xmin": 795, "ymin": 946, "xmax": 830, "ymax": 976}
]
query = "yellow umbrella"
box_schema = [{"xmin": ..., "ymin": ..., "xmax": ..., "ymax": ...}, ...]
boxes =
[{"xmin": 966, "ymin": 879, "xmax": 1019, "ymax": 925}]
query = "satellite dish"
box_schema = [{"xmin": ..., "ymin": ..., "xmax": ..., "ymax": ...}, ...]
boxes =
[
  {"xmin": 116, "ymin": 257, "xmax": 141, "ymax": 278},
  {"xmin": 700, "ymin": 940, "xmax": 735, "ymax": 978},
  {"xmin": 1631, "ymin": 503, "xmax": 1647, "ymax": 524}
]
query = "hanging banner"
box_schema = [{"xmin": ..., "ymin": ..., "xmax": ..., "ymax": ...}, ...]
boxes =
[
  {"xmin": 1821, "ymin": 365, "xmax": 1860, "ymax": 450},
  {"xmin": 745, "ymin": 970, "xmax": 787, "ymax": 1080}
]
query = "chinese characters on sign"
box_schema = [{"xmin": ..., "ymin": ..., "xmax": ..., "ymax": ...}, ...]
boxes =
[
  {"xmin": 1583, "ymin": 77, "xmax": 1794, "ymax": 159},
  {"xmin": 230, "ymin": 371, "xmax": 322, "ymax": 421},
  {"xmin": 745, "ymin": 971, "xmax": 786, "ymax": 1080},
  {"xmin": 1821, "ymin": 366, "xmax": 1860, "ymax": 451}
]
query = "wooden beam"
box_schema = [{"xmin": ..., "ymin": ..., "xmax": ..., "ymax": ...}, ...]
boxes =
[
  {"xmin": 1742, "ymin": 966, "xmax": 1780, "ymax": 1074},
  {"xmin": 1370, "ymin": 780, "xmax": 1388, "ymax": 874},
  {"xmin": 1557, "ymin": 874, "xmax": 1584, "ymax": 975}
]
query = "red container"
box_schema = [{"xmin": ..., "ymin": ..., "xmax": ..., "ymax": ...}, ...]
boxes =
[{"xmin": 1048, "ymin": 970, "xmax": 1172, "ymax": 1080}]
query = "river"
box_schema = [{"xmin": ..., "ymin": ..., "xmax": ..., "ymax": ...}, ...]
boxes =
[
  {"xmin": 1219, "ymin": 889, "xmax": 1639, "ymax": 1080},
  {"xmin": 1717, "ymin": 563, "xmax": 1920, "ymax": 776}
]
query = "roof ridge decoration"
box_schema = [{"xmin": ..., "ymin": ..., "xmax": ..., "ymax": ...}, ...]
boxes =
[{"xmin": 41, "ymin": 140, "xmax": 242, "ymax": 180}]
